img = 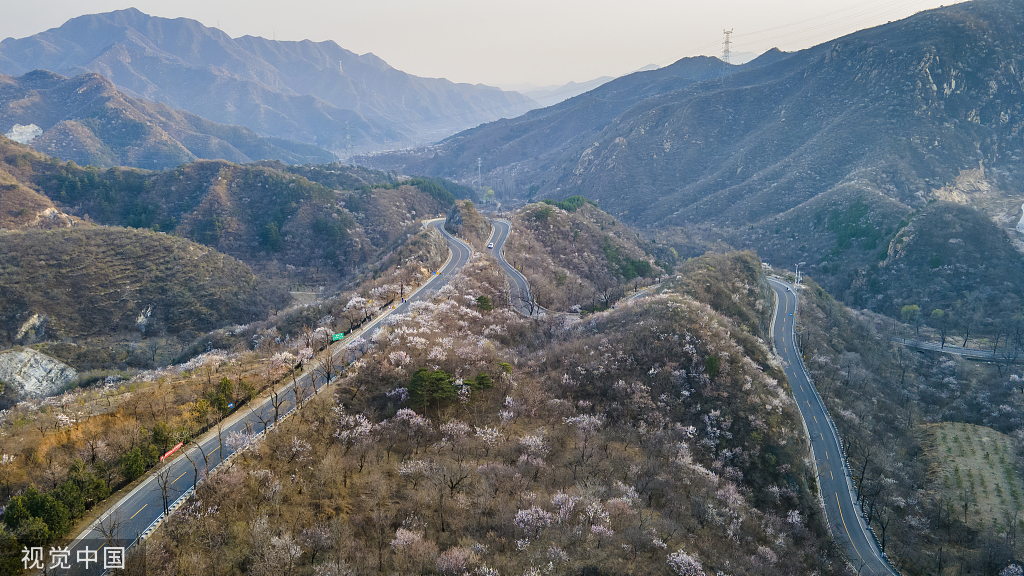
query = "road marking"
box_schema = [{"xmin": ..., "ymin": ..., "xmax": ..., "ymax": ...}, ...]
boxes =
[
  {"xmin": 130, "ymin": 503, "xmax": 147, "ymax": 519},
  {"xmin": 174, "ymin": 471, "xmax": 187, "ymax": 483},
  {"xmin": 813, "ymin": 414, "xmax": 818, "ymax": 423},
  {"xmin": 826, "ymin": 450, "xmax": 829, "ymax": 460},
  {"xmin": 819, "ymin": 432, "xmax": 824, "ymax": 441},
  {"xmin": 830, "ymin": 470, "xmax": 834, "ymax": 480},
  {"xmin": 836, "ymin": 492, "xmax": 864, "ymax": 561}
]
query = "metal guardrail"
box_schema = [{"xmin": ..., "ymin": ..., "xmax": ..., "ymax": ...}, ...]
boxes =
[
  {"xmin": 92, "ymin": 219, "xmax": 469, "ymax": 570},
  {"xmin": 894, "ymin": 337, "xmax": 1021, "ymax": 363},
  {"xmin": 769, "ymin": 277, "xmax": 901, "ymax": 576}
]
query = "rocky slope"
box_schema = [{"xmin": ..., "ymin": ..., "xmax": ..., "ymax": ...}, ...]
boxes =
[
  {"xmin": 0, "ymin": 8, "xmax": 537, "ymax": 154},
  {"xmin": 0, "ymin": 348, "xmax": 77, "ymax": 398}
]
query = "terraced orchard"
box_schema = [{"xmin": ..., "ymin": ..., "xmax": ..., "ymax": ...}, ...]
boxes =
[{"xmin": 925, "ymin": 422, "xmax": 1024, "ymax": 547}]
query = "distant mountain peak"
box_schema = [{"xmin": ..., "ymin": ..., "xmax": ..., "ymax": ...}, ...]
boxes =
[{"xmin": 0, "ymin": 9, "xmax": 537, "ymax": 155}]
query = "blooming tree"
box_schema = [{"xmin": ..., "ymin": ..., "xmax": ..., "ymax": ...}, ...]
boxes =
[{"xmin": 666, "ymin": 549, "xmax": 705, "ymax": 576}]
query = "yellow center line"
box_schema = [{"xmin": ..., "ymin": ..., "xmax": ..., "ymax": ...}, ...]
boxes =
[
  {"xmin": 836, "ymin": 492, "xmax": 864, "ymax": 561},
  {"xmin": 130, "ymin": 503, "xmax": 147, "ymax": 520},
  {"xmin": 830, "ymin": 470, "xmax": 834, "ymax": 480},
  {"xmin": 826, "ymin": 450, "xmax": 829, "ymax": 460},
  {"xmin": 174, "ymin": 471, "xmax": 187, "ymax": 483},
  {"xmin": 813, "ymin": 414, "xmax": 818, "ymax": 423}
]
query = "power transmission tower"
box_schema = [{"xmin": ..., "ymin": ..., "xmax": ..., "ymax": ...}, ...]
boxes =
[
  {"xmin": 477, "ymin": 158, "xmax": 482, "ymax": 190},
  {"xmin": 722, "ymin": 29, "xmax": 734, "ymax": 64}
]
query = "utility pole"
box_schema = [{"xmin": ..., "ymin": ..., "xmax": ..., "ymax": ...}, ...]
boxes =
[
  {"xmin": 723, "ymin": 29, "xmax": 734, "ymax": 64},
  {"xmin": 477, "ymin": 158, "xmax": 482, "ymax": 191}
]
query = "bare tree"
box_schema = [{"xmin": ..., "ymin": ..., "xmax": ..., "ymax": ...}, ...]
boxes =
[
  {"xmin": 97, "ymin": 509, "xmax": 125, "ymax": 548},
  {"xmin": 291, "ymin": 374, "xmax": 307, "ymax": 411},
  {"xmin": 249, "ymin": 403, "xmax": 272, "ymax": 433},
  {"xmin": 156, "ymin": 467, "xmax": 176, "ymax": 515},
  {"xmin": 270, "ymin": 390, "xmax": 288, "ymax": 425},
  {"xmin": 182, "ymin": 446, "xmax": 202, "ymax": 491},
  {"xmin": 315, "ymin": 351, "xmax": 337, "ymax": 395},
  {"xmin": 216, "ymin": 423, "xmax": 224, "ymax": 463}
]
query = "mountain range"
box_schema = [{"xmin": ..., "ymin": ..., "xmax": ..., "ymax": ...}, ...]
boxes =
[
  {"xmin": 360, "ymin": 0, "xmax": 1024, "ymax": 313},
  {"xmin": 0, "ymin": 8, "xmax": 537, "ymax": 156},
  {"xmin": 509, "ymin": 76, "xmax": 616, "ymax": 107},
  {"xmin": 0, "ymin": 69, "xmax": 335, "ymax": 169}
]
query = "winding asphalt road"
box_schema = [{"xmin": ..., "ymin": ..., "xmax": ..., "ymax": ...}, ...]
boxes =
[
  {"xmin": 487, "ymin": 219, "xmax": 537, "ymax": 315},
  {"xmin": 60, "ymin": 220, "xmax": 471, "ymax": 575},
  {"xmin": 768, "ymin": 277, "xmax": 898, "ymax": 576}
]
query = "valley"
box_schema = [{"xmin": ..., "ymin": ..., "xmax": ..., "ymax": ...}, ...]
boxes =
[{"xmin": 0, "ymin": 1, "xmax": 1022, "ymax": 575}]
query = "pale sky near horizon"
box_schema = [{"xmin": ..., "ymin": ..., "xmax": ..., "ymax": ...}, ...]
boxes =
[{"xmin": 3, "ymin": 0, "xmax": 957, "ymax": 88}]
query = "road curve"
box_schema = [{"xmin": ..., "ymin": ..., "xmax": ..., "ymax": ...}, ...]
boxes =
[
  {"xmin": 64, "ymin": 220, "xmax": 472, "ymax": 574},
  {"xmin": 487, "ymin": 218, "xmax": 536, "ymax": 315},
  {"xmin": 768, "ymin": 278, "xmax": 898, "ymax": 576}
]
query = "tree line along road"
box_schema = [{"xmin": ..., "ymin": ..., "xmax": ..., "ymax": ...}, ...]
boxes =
[
  {"xmin": 56, "ymin": 220, "xmax": 472, "ymax": 575},
  {"xmin": 769, "ymin": 277, "xmax": 900, "ymax": 576}
]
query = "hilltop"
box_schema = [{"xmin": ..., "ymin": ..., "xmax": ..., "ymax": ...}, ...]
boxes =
[
  {"xmin": 0, "ymin": 226, "xmax": 281, "ymax": 371},
  {"xmin": 135, "ymin": 250, "xmax": 839, "ymax": 576},
  {"xmin": 502, "ymin": 199, "xmax": 671, "ymax": 311}
]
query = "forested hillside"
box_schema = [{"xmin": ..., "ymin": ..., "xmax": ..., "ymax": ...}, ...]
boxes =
[
  {"xmin": 0, "ymin": 137, "xmax": 463, "ymax": 289},
  {"xmin": 0, "ymin": 227, "xmax": 282, "ymax": 369},
  {"xmin": 796, "ymin": 278, "xmax": 1023, "ymax": 574},
  {"xmin": 503, "ymin": 200, "xmax": 670, "ymax": 311},
  {"xmin": 133, "ymin": 250, "xmax": 844, "ymax": 576}
]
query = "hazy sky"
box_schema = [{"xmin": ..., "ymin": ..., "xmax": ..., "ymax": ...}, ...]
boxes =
[{"xmin": 4, "ymin": 0, "xmax": 955, "ymax": 88}]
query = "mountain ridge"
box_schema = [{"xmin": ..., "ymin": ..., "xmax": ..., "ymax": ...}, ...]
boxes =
[
  {"xmin": 360, "ymin": 0, "xmax": 1024, "ymax": 314},
  {"xmin": 0, "ymin": 69, "xmax": 337, "ymax": 169},
  {"xmin": 0, "ymin": 8, "xmax": 538, "ymax": 154}
]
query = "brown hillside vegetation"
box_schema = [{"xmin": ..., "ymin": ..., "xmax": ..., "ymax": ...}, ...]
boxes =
[
  {"xmin": 0, "ymin": 227, "xmax": 283, "ymax": 366},
  {"xmin": 677, "ymin": 251, "xmax": 774, "ymax": 340},
  {"xmin": 0, "ymin": 230, "xmax": 462, "ymax": 558},
  {"xmin": 0, "ymin": 170, "xmax": 76, "ymax": 230},
  {"xmin": 0, "ymin": 138, "xmax": 78, "ymax": 230},
  {"xmin": 446, "ymin": 200, "xmax": 491, "ymax": 251},
  {"xmin": 0, "ymin": 137, "xmax": 455, "ymax": 289},
  {"xmin": 504, "ymin": 202, "xmax": 668, "ymax": 312},
  {"xmin": 126, "ymin": 251, "xmax": 847, "ymax": 576}
]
